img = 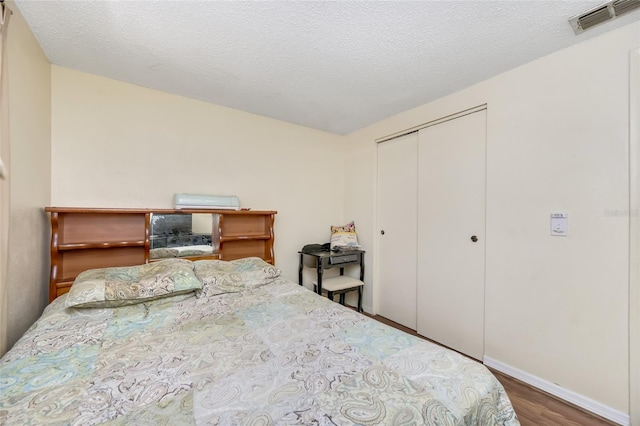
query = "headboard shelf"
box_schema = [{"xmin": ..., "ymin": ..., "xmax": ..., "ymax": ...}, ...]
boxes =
[
  {"xmin": 221, "ymin": 234, "xmax": 271, "ymax": 241},
  {"xmin": 58, "ymin": 241, "xmax": 146, "ymax": 250},
  {"xmin": 45, "ymin": 207, "xmax": 277, "ymax": 302}
]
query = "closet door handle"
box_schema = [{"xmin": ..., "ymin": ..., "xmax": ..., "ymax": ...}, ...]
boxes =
[
  {"xmin": 380, "ymin": 230, "xmax": 385, "ymax": 235},
  {"xmin": 470, "ymin": 235, "xmax": 478, "ymax": 242}
]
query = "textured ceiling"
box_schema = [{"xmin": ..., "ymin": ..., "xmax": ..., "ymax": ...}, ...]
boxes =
[{"xmin": 14, "ymin": 1, "xmax": 640, "ymax": 134}]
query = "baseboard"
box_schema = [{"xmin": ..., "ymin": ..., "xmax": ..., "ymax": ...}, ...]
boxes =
[
  {"xmin": 343, "ymin": 303, "xmax": 373, "ymax": 314},
  {"xmin": 483, "ymin": 356, "xmax": 630, "ymax": 426}
]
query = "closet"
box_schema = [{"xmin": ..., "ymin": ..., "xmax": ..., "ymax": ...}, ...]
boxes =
[{"xmin": 377, "ymin": 108, "xmax": 486, "ymax": 360}]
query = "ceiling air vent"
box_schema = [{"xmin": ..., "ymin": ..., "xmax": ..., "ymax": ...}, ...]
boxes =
[
  {"xmin": 569, "ymin": 0, "xmax": 640, "ymax": 34},
  {"xmin": 613, "ymin": 0, "xmax": 640, "ymax": 15}
]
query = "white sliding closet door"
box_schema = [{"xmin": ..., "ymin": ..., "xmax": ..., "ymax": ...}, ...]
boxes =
[
  {"xmin": 417, "ymin": 110, "xmax": 486, "ymax": 360},
  {"xmin": 377, "ymin": 133, "xmax": 418, "ymax": 329}
]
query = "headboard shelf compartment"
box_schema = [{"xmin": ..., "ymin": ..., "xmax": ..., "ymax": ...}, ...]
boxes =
[
  {"xmin": 57, "ymin": 212, "xmax": 146, "ymax": 245},
  {"xmin": 217, "ymin": 212, "xmax": 275, "ymax": 263},
  {"xmin": 221, "ymin": 240, "xmax": 273, "ymax": 263},
  {"xmin": 45, "ymin": 207, "xmax": 277, "ymax": 302}
]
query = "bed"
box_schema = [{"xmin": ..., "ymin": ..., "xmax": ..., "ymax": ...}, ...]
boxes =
[{"xmin": 0, "ymin": 257, "xmax": 519, "ymax": 425}]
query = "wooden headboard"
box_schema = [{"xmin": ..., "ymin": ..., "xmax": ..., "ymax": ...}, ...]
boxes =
[{"xmin": 45, "ymin": 207, "xmax": 276, "ymax": 302}]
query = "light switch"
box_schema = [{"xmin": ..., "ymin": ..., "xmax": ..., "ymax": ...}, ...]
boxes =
[{"xmin": 551, "ymin": 213, "xmax": 568, "ymax": 236}]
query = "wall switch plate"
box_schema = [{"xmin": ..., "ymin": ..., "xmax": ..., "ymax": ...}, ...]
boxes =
[{"xmin": 551, "ymin": 213, "xmax": 568, "ymax": 236}]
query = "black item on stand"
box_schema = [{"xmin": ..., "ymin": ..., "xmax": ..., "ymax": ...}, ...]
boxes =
[{"xmin": 300, "ymin": 243, "xmax": 330, "ymax": 253}]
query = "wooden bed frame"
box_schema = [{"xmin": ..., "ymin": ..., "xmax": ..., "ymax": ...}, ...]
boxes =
[{"xmin": 45, "ymin": 207, "xmax": 276, "ymax": 302}]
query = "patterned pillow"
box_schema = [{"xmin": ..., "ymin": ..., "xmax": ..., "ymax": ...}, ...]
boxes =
[
  {"xmin": 194, "ymin": 257, "xmax": 281, "ymax": 297},
  {"xmin": 330, "ymin": 220, "xmax": 360, "ymax": 250},
  {"xmin": 65, "ymin": 259, "xmax": 202, "ymax": 308}
]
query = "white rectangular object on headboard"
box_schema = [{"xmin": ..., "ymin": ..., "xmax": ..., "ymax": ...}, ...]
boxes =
[{"xmin": 174, "ymin": 193, "xmax": 240, "ymax": 210}]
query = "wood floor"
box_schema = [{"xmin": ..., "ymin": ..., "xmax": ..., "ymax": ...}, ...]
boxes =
[
  {"xmin": 490, "ymin": 369, "xmax": 616, "ymax": 426},
  {"xmin": 368, "ymin": 314, "xmax": 617, "ymax": 426}
]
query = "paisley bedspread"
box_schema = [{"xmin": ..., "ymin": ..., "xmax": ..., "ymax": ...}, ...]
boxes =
[{"xmin": 0, "ymin": 278, "xmax": 519, "ymax": 425}]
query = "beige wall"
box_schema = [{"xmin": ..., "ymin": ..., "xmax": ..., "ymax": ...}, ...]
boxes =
[
  {"xmin": 345, "ymin": 22, "xmax": 639, "ymax": 416},
  {"xmin": 5, "ymin": 1, "xmax": 52, "ymax": 351},
  {"xmin": 51, "ymin": 66, "xmax": 344, "ymax": 282}
]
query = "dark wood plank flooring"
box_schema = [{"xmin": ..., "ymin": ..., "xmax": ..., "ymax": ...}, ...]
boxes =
[{"xmin": 367, "ymin": 314, "xmax": 617, "ymax": 426}]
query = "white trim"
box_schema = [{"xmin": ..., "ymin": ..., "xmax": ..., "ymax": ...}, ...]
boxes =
[
  {"xmin": 372, "ymin": 136, "xmax": 380, "ymax": 316},
  {"xmin": 484, "ymin": 356, "xmax": 630, "ymax": 426},
  {"xmin": 629, "ymin": 47, "xmax": 640, "ymax": 426},
  {"xmin": 375, "ymin": 104, "xmax": 487, "ymax": 143}
]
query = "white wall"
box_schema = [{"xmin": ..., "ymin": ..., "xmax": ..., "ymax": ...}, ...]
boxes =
[
  {"xmin": 5, "ymin": 1, "xmax": 51, "ymax": 351},
  {"xmin": 344, "ymin": 21, "xmax": 639, "ymax": 416},
  {"xmin": 51, "ymin": 66, "xmax": 344, "ymax": 282}
]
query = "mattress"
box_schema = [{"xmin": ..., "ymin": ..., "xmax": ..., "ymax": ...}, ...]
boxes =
[{"xmin": 0, "ymin": 275, "xmax": 519, "ymax": 425}]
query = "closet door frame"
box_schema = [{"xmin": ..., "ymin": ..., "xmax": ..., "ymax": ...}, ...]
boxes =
[
  {"xmin": 628, "ymin": 47, "xmax": 639, "ymax": 426},
  {"xmin": 373, "ymin": 104, "xmax": 487, "ymax": 330}
]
